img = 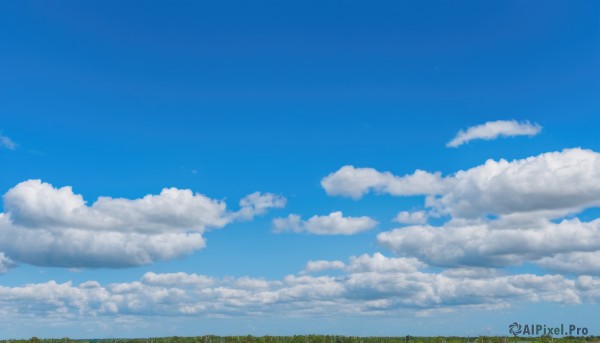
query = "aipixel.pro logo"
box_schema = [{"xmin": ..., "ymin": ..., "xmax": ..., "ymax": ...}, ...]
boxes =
[{"xmin": 509, "ymin": 322, "xmax": 589, "ymax": 336}]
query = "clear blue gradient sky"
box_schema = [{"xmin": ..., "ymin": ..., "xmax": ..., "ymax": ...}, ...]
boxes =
[{"xmin": 0, "ymin": 0, "xmax": 599, "ymax": 338}]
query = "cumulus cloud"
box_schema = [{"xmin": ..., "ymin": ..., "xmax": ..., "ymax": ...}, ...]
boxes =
[
  {"xmin": 323, "ymin": 148, "xmax": 600, "ymax": 220},
  {"xmin": 537, "ymin": 252, "xmax": 600, "ymax": 276},
  {"xmin": 318, "ymin": 148, "xmax": 600, "ymax": 276},
  {"xmin": 3, "ymin": 180, "xmax": 231, "ymax": 232},
  {"xmin": 433, "ymin": 148, "xmax": 600, "ymax": 219},
  {"xmin": 321, "ymin": 166, "xmax": 449, "ymax": 199},
  {"xmin": 446, "ymin": 120, "xmax": 541, "ymax": 148},
  {"xmin": 377, "ymin": 218, "xmax": 600, "ymax": 272},
  {"xmin": 319, "ymin": 148, "xmax": 600, "ymax": 275},
  {"xmin": 0, "ymin": 180, "xmax": 285, "ymax": 268},
  {"xmin": 0, "ymin": 134, "xmax": 16, "ymax": 150},
  {"xmin": 0, "ymin": 256, "xmax": 596, "ymax": 319},
  {"xmin": 392, "ymin": 210, "xmax": 428, "ymax": 224},
  {"xmin": 0, "ymin": 219, "xmax": 206, "ymax": 268},
  {"xmin": 272, "ymin": 211, "xmax": 377, "ymax": 235}
]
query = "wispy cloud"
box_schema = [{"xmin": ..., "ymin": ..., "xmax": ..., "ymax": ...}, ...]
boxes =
[
  {"xmin": 0, "ymin": 134, "xmax": 17, "ymax": 150},
  {"xmin": 447, "ymin": 120, "xmax": 541, "ymax": 147}
]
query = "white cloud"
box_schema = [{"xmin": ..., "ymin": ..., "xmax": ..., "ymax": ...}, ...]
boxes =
[
  {"xmin": 320, "ymin": 148, "xmax": 600, "ymax": 276},
  {"xmin": 346, "ymin": 253, "xmax": 426, "ymax": 273},
  {"xmin": 323, "ymin": 148, "xmax": 600, "ymax": 220},
  {"xmin": 538, "ymin": 252, "xmax": 600, "ymax": 276},
  {"xmin": 3, "ymin": 179, "xmax": 230, "ymax": 232},
  {"xmin": 446, "ymin": 120, "xmax": 541, "ymax": 148},
  {"xmin": 0, "ymin": 257, "xmax": 596, "ymax": 319},
  {"xmin": 377, "ymin": 218, "xmax": 600, "ymax": 272},
  {"xmin": 0, "ymin": 134, "xmax": 16, "ymax": 150},
  {"xmin": 432, "ymin": 148, "xmax": 600, "ymax": 219},
  {"xmin": 321, "ymin": 166, "xmax": 449, "ymax": 199},
  {"xmin": 303, "ymin": 260, "xmax": 346, "ymax": 273},
  {"xmin": 273, "ymin": 211, "xmax": 377, "ymax": 235},
  {"xmin": 575, "ymin": 276, "xmax": 600, "ymax": 300},
  {"xmin": 141, "ymin": 272, "xmax": 215, "ymax": 287},
  {"xmin": 0, "ymin": 217, "xmax": 206, "ymax": 268},
  {"xmin": 392, "ymin": 210, "xmax": 428, "ymax": 224},
  {"xmin": 302, "ymin": 253, "xmax": 424, "ymax": 274},
  {"xmin": 318, "ymin": 148, "xmax": 600, "ymax": 276},
  {"xmin": 0, "ymin": 252, "xmax": 14, "ymax": 273},
  {"xmin": 234, "ymin": 192, "xmax": 287, "ymax": 221},
  {"xmin": 0, "ymin": 179, "xmax": 285, "ymax": 268}
]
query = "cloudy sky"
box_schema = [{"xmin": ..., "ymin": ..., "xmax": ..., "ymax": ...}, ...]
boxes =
[{"xmin": 1, "ymin": 0, "xmax": 599, "ymax": 339}]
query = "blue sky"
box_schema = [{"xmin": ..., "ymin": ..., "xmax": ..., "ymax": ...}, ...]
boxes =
[{"xmin": 1, "ymin": 0, "xmax": 599, "ymax": 338}]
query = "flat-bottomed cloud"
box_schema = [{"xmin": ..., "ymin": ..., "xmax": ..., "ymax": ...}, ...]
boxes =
[{"xmin": 0, "ymin": 180, "xmax": 285, "ymax": 269}]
